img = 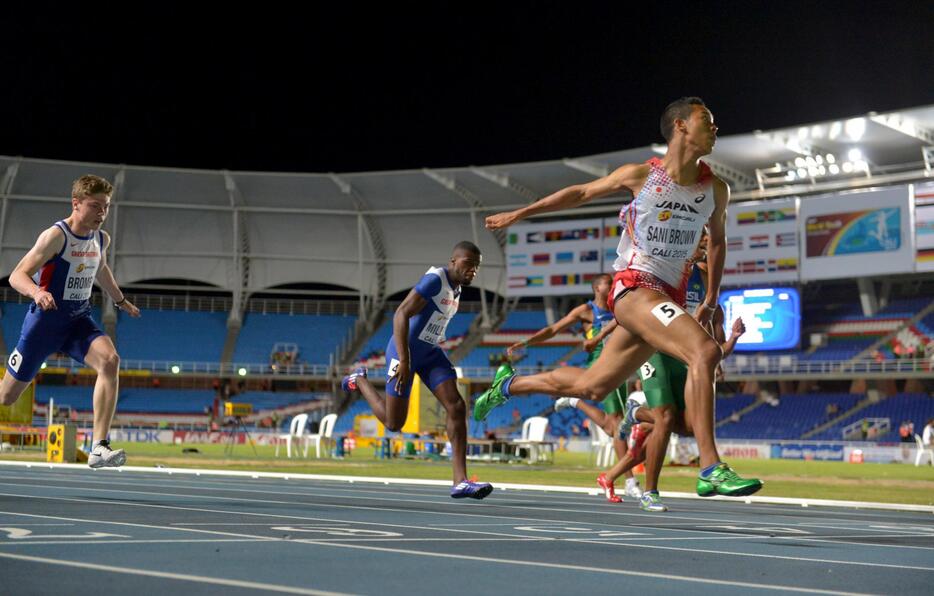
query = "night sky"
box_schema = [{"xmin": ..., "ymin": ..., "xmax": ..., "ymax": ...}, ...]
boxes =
[{"xmin": 2, "ymin": 2, "xmax": 932, "ymax": 173}]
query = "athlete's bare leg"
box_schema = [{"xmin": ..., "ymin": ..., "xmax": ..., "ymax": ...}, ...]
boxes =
[
  {"xmin": 606, "ymin": 438, "xmax": 648, "ymax": 483},
  {"xmin": 507, "ymin": 327, "xmax": 656, "ymax": 402},
  {"xmin": 611, "ymin": 289, "xmax": 722, "ymax": 469},
  {"xmin": 430, "ymin": 378, "xmax": 469, "ymax": 484},
  {"xmin": 571, "ymin": 402, "xmax": 633, "ymax": 478},
  {"xmin": 0, "ymin": 374, "xmax": 30, "ymax": 407},
  {"xmin": 642, "ymin": 405, "xmax": 677, "ymax": 492},
  {"xmin": 354, "ymin": 376, "xmax": 409, "ymax": 432},
  {"xmin": 83, "ymin": 335, "xmax": 121, "ymax": 442}
]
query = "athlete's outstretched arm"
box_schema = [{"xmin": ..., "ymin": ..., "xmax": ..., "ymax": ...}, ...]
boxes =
[
  {"xmin": 714, "ymin": 308, "xmax": 745, "ymax": 359},
  {"xmin": 96, "ymin": 232, "xmax": 140, "ymax": 318},
  {"xmin": 9, "ymin": 226, "xmax": 65, "ymax": 311},
  {"xmin": 485, "ymin": 163, "xmax": 647, "ymax": 229},
  {"xmin": 584, "ymin": 319, "xmax": 617, "ymax": 352},
  {"xmin": 391, "ymin": 289, "xmax": 429, "ymax": 396},
  {"xmin": 507, "ymin": 304, "xmax": 590, "ymax": 355}
]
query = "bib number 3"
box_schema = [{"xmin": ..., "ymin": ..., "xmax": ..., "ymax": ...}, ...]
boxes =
[{"xmin": 650, "ymin": 301, "xmax": 685, "ymax": 327}]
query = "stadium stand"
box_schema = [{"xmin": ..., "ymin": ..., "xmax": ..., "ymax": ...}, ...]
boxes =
[
  {"xmin": 117, "ymin": 309, "xmax": 228, "ymax": 362},
  {"xmin": 716, "ymin": 393, "xmax": 864, "ymax": 440},
  {"xmin": 33, "ymin": 385, "xmax": 320, "ymax": 414},
  {"xmin": 233, "ymin": 312, "xmax": 357, "ymax": 364},
  {"xmin": 807, "ymin": 393, "xmax": 934, "ymax": 442}
]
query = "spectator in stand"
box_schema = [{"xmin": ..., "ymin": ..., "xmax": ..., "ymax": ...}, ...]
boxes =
[
  {"xmin": 899, "ymin": 421, "xmax": 914, "ymax": 443},
  {"xmin": 923, "ymin": 418, "xmax": 934, "ymax": 447},
  {"xmin": 825, "ymin": 402, "xmax": 839, "ymax": 421}
]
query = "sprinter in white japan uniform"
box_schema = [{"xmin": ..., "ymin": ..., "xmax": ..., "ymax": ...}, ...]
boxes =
[
  {"xmin": 1, "ymin": 175, "xmax": 140, "ymax": 468},
  {"xmin": 475, "ymin": 97, "xmax": 762, "ymax": 498}
]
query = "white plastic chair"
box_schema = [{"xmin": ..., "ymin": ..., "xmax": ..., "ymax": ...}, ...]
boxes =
[
  {"xmin": 513, "ymin": 416, "xmax": 551, "ymax": 463},
  {"xmin": 591, "ymin": 423, "xmax": 615, "ymax": 467},
  {"xmin": 275, "ymin": 413, "xmax": 309, "ymax": 458},
  {"xmin": 307, "ymin": 413, "xmax": 338, "ymax": 458},
  {"xmin": 914, "ymin": 433, "xmax": 934, "ymax": 466}
]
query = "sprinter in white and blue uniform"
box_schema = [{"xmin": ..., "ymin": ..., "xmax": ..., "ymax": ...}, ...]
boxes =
[
  {"xmin": 1, "ymin": 175, "xmax": 141, "ymax": 469},
  {"xmin": 476, "ymin": 97, "xmax": 764, "ymax": 505},
  {"xmin": 342, "ymin": 241, "xmax": 493, "ymax": 499}
]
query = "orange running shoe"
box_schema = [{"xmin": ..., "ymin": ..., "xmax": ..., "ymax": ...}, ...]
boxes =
[{"xmin": 596, "ymin": 472, "xmax": 622, "ymax": 503}]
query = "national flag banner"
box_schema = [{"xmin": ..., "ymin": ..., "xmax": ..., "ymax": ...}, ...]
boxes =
[
  {"xmin": 507, "ymin": 218, "xmax": 607, "ymax": 295},
  {"xmin": 508, "ymin": 254, "xmax": 528, "ymax": 267},
  {"xmin": 578, "ymin": 250, "xmax": 598, "ymax": 262},
  {"xmin": 604, "ymin": 224, "xmax": 621, "ymax": 237},
  {"xmin": 918, "ymin": 248, "xmax": 934, "ymax": 262},
  {"xmin": 736, "ymin": 212, "xmax": 757, "ymax": 226},
  {"xmin": 727, "ymin": 237, "xmax": 743, "ymax": 251},
  {"xmin": 543, "ymin": 227, "xmax": 600, "ymax": 242},
  {"xmin": 581, "ymin": 273, "xmax": 599, "ymax": 284},
  {"xmin": 550, "ymin": 274, "xmax": 584, "ymax": 286},
  {"xmin": 776, "ymin": 232, "xmax": 796, "ymax": 247},
  {"xmin": 737, "ymin": 208, "xmax": 796, "ymax": 225},
  {"xmin": 749, "ymin": 234, "xmax": 769, "ymax": 249},
  {"xmin": 508, "ymin": 276, "xmax": 545, "ymax": 288},
  {"xmin": 777, "ymin": 258, "xmax": 797, "ymax": 271},
  {"xmin": 604, "ymin": 248, "xmax": 617, "ymax": 262},
  {"xmin": 508, "ymin": 233, "xmax": 518, "ymax": 245}
]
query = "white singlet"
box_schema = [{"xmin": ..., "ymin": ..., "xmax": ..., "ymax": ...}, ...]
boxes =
[{"xmin": 614, "ymin": 158, "xmax": 716, "ymax": 288}]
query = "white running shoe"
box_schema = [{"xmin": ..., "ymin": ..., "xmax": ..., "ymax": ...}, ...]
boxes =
[
  {"xmin": 625, "ymin": 477, "xmax": 644, "ymax": 498},
  {"xmin": 88, "ymin": 441, "xmax": 127, "ymax": 469},
  {"xmin": 554, "ymin": 397, "xmax": 575, "ymax": 412}
]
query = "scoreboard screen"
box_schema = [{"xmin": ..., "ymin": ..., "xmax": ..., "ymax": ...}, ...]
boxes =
[{"xmin": 718, "ymin": 287, "xmax": 800, "ymax": 351}]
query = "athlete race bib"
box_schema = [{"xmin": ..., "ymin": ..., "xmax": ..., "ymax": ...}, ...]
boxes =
[{"xmin": 417, "ymin": 311, "xmax": 450, "ymax": 345}]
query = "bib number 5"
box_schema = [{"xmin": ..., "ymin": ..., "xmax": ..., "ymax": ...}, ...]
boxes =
[{"xmin": 650, "ymin": 302, "xmax": 685, "ymax": 327}]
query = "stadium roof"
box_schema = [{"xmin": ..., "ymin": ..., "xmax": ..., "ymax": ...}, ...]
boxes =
[{"xmin": 1, "ymin": 104, "xmax": 932, "ymax": 297}]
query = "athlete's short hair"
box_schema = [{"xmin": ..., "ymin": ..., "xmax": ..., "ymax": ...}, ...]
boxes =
[
  {"xmin": 660, "ymin": 97, "xmax": 706, "ymax": 142},
  {"xmin": 453, "ymin": 240, "xmax": 481, "ymax": 257},
  {"xmin": 72, "ymin": 175, "xmax": 114, "ymax": 199},
  {"xmin": 591, "ymin": 273, "xmax": 612, "ymax": 289}
]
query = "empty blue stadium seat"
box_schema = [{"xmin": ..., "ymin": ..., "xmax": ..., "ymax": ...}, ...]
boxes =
[
  {"xmin": 499, "ymin": 310, "xmax": 547, "ymax": 331},
  {"xmin": 808, "ymin": 393, "xmax": 934, "ymax": 441},
  {"xmin": 717, "ymin": 393, "xmax": 863, "ymax": 440},
  {"xmin": 118, "ymin": 310, "xmax": 227, "ymax": 362},
  {"xmin": 234, "ymin": 312, "xmax": 357, "ymax": 364}
]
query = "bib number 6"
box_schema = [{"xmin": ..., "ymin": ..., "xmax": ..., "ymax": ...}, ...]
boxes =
[{"xmin": 8, "ymin": 349, "xmax": 23, "ymax": 373}]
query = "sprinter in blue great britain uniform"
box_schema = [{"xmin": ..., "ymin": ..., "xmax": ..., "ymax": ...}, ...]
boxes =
[
  {"xmin": 342, "ymin": 241, "xmax": 492, "ymax": 499},
  {"xmin": 1, "ymin": 175, "xmax": 140, "ymax": 468}
]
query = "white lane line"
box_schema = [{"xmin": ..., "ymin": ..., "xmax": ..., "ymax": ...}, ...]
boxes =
[
  {"xmin": 6, "ymin": 482, "xmax": 930, "ymax": 550},
  {"xmin": 0, "ymin": 495, "xmax": 914, "ymax": 591},
  {"xmin": 0, "ymin": 537, "xmax": 537, "ymax": 545},
  {"xmin": 0, "ymin": 538, "xmax": 268, "ymax": 546},
  {"xmin": 4, "ymin": 471, "xmax": 928, "ymax": 530},
  {"xmin": 4, "ymin": 460, "xmax": 930, "ymax": 514},
  {"xmin": 1, "ymin": 492, "xmax": 927, "ymax": 575},
  {"xmin": 0, "ymin": 552, "xmax": 350, "ymax": 595},
  {"xmin": 64, "ymin": 473, "xmax": 934, "ymax": 520},
  {"xmin": 0, "ymin": 493, "xmax": 556, "ymax": 541},
  {"xmin": 569, "ymin": 538, "xmax": 934, "ymax": 572},
  {"xmin": 285, "ymin": 539, "xmax": 873, "ymax": 595},
  {"xmin": 0, "ymin": 477, "xmax": 825, "ymax": 530}
]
